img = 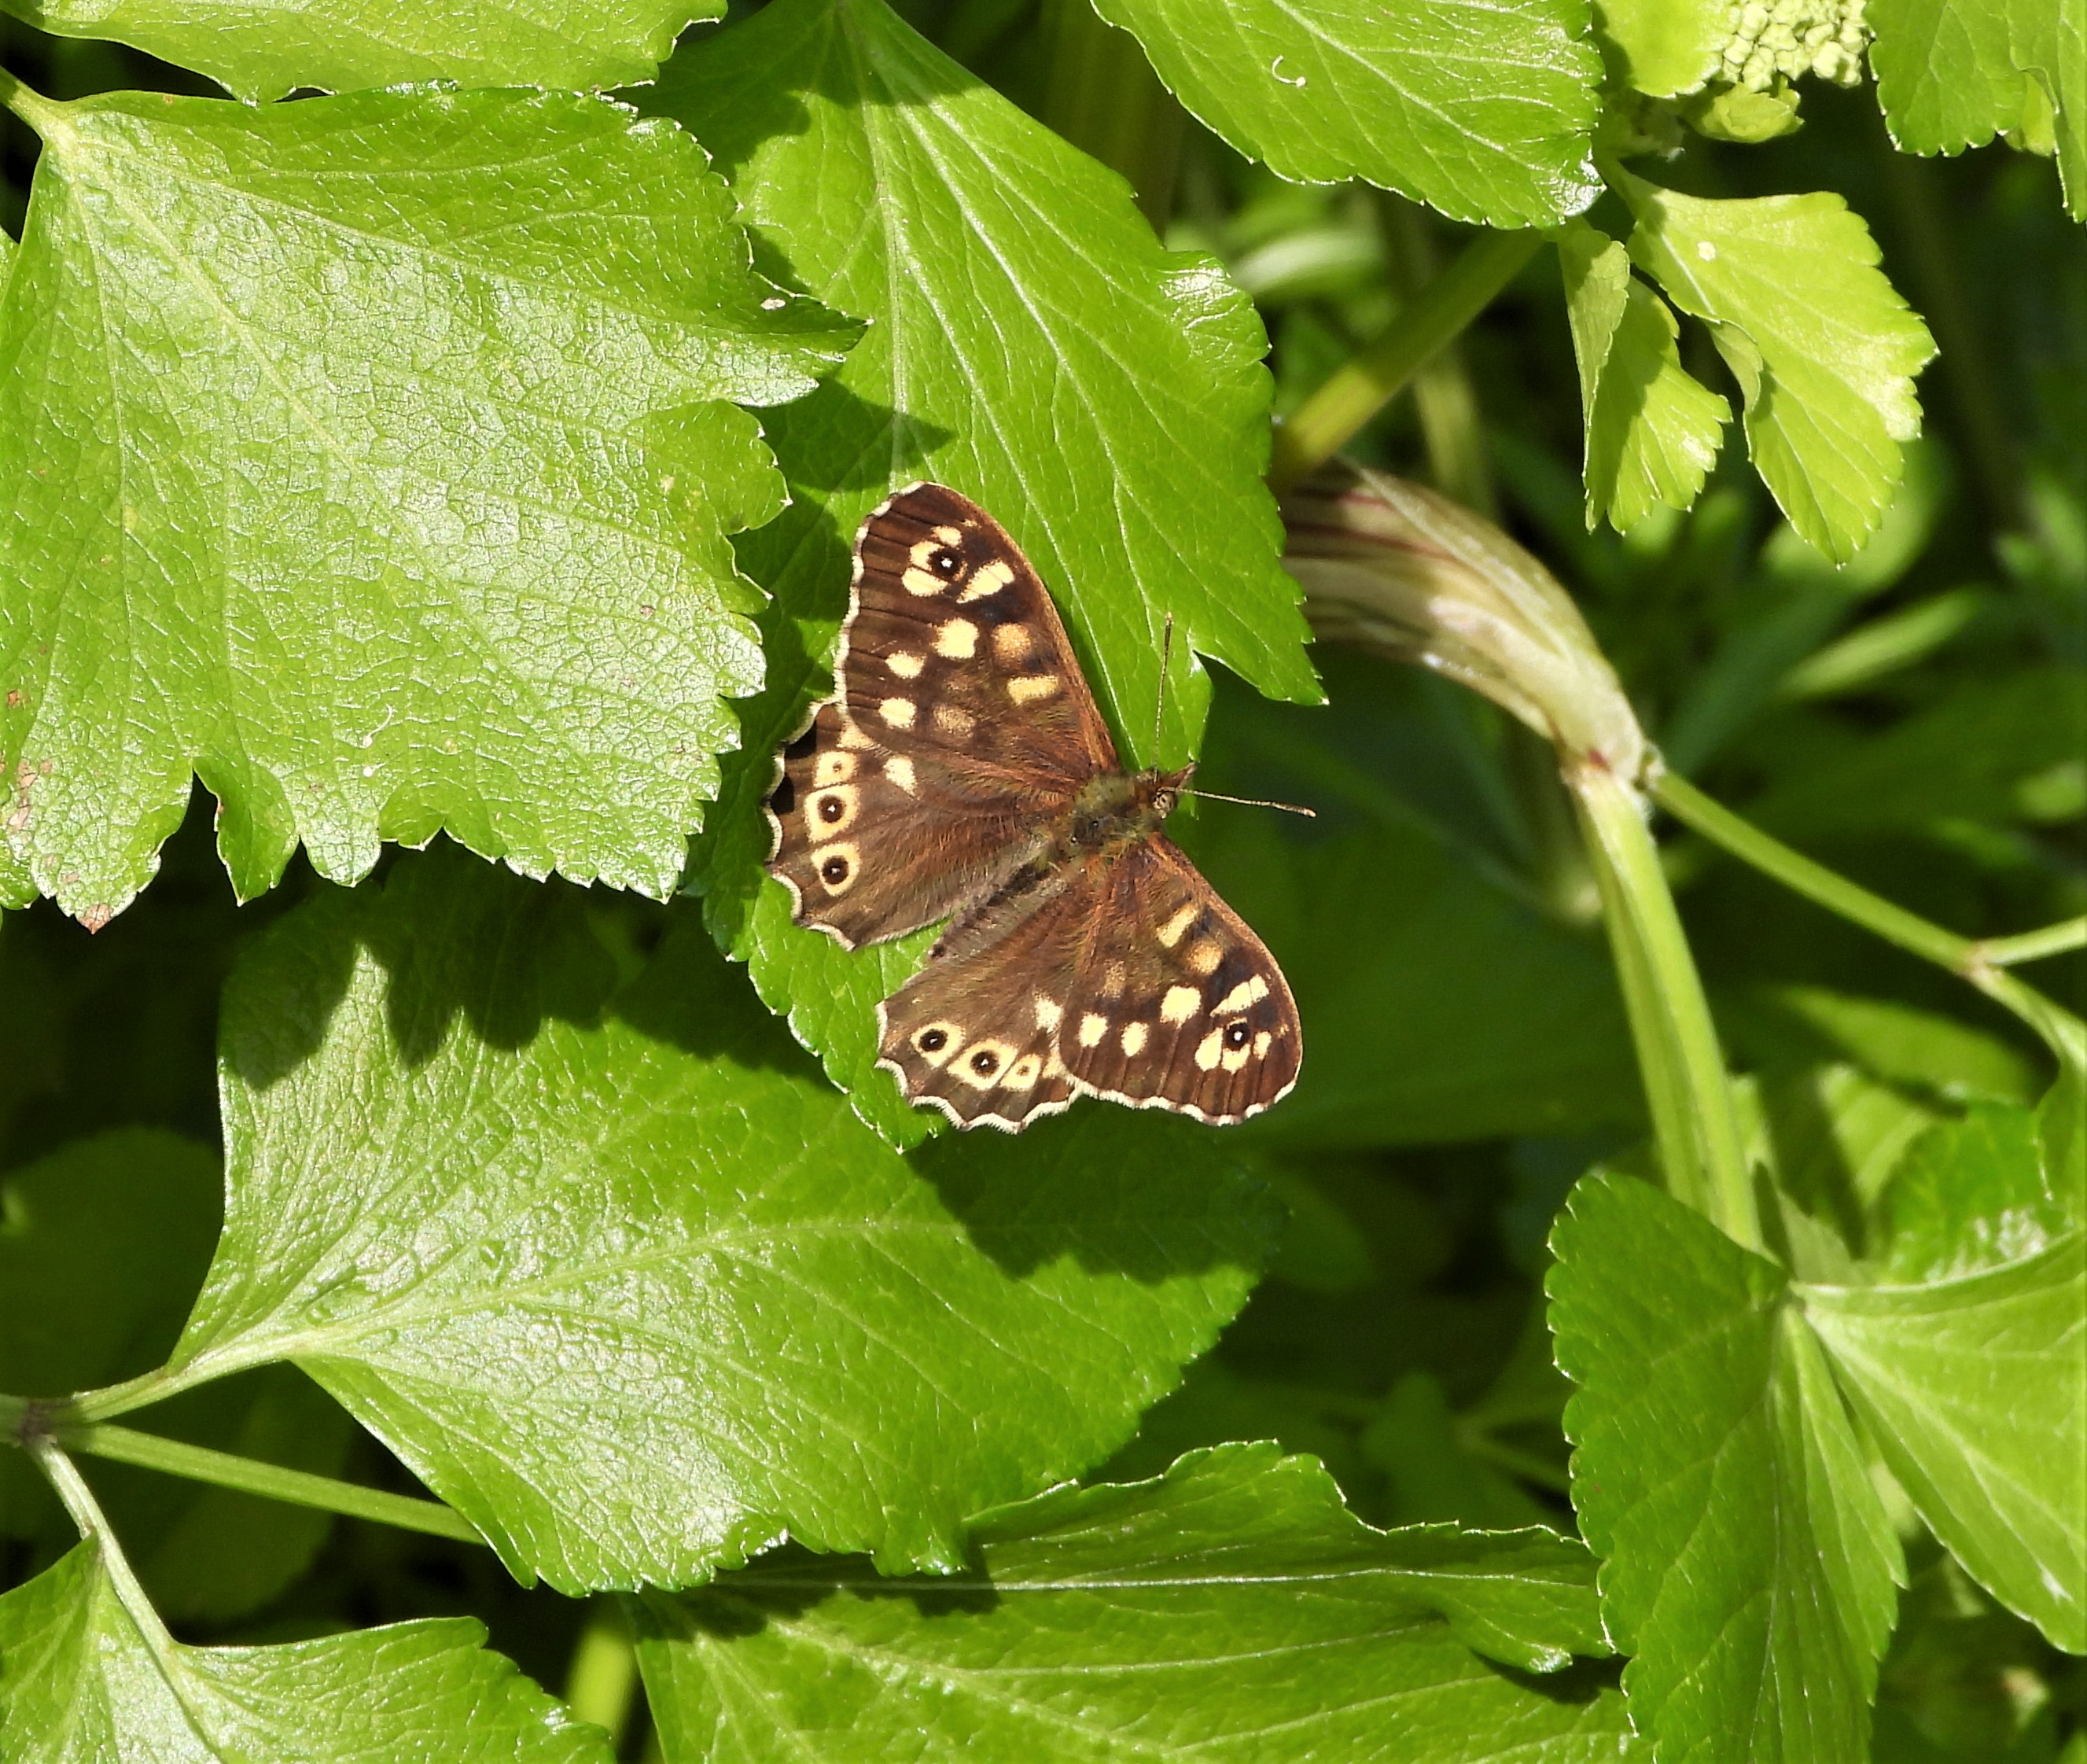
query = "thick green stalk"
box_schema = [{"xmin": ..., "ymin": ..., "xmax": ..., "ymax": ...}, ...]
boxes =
[
  {"xmin": 1979, "ymin": 917, "xmax": 2087, "ymax": 968},
  {"xmin": 56, "ymin": 1420, "xmax": 487, "ymax": 1544},
  {"xmin": 1268, "ymin": 230, "xmax": 1541, "ymax": 494},
  {"xmin": 1574, "ymin": 764, "xmax": 1761, "ymax": 1249},
  {"xmin": 567, "ymin": 1603, "xmax": 641, "ymax": 1749},
  {"xmin": 1653, "ymin": 772, "xmax": 2086, "ymax": 1072}
]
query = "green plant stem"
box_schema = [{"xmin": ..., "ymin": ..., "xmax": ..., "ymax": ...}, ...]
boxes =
[
  {"xmin": 52, "ymin": 1420, "xmax": 486, "ymax": 1545},
  {"xmin": 28, "ymin": 1438, "xmax": 187, "ymax": 1666},
  {"xmin": 566, "ymin": 1602, "xmax": 641, "ymax": 1749},
  {"xmin": 1267, "ymin": 230, "xmax": 1540, "ymax": 495},
  {"xmin": 1652, "ymin": 771, "xmax": 2087, "ymax": 1071},
  {"xmin": 1979, "ymin": 917, "xmax": 2087, "ymax": 968},
  {"xmin": 1574, "ymin": 764, "xmax": 1761, "ymax": 1249}
]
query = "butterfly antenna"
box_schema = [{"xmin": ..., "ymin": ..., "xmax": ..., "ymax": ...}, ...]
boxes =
[
  {"xmin": 1177, "ymin": 788, "xmax": 1316, "ymax": 819},
  {"xmin": 1153, "ymin": 613, "xmax": 1174, "ymax": 760}
]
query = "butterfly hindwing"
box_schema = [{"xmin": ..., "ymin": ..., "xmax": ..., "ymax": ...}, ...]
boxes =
[
  {"xmin": 1055, "ymin": 838, "xmax": 1300, "ymax": 1123},
  {"xmin": 878, "ymin": 839, "xmax": 1301, "ymax": 1129}
]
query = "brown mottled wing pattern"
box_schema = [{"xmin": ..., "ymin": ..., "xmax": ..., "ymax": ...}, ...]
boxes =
[
  {"xmin": 767, "ymin": 484, "xmax": 1117, "ymax": 949},
  {"xmin": 878, "ymin": 838, "xmax": 1301, "ymax": 1132}
]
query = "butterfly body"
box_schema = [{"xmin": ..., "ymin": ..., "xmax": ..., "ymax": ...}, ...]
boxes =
[{"xmin": 766, "ymin": 484, "xmax": 1301, "ymax": 1132}]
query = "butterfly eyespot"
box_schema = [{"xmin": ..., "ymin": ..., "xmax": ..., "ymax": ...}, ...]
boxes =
[
  {"xmin": 970, "ymin": 1049, "xmax": 999, "ymax": 1076},
  {"xmin": 1224, "ymin": 1022, "xmax": 1252, "ymax": 1051},
  {"xmin": 918, "ymin": 1029, "xmax": 948, "ymax": 1052},
  {"xmin": 819, "ymin": 797, "xmax": 845, "ymax": 823},
  {"xmin": 821, "ymin": 855, "xmax": 849, "ymax": 884},
  {"xmin": 930, "ymin": 548, "xmax": 963, "ymax": 577}
]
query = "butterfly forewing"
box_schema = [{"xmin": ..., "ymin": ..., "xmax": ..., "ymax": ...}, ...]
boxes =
[{"xmin": 766, "ymin": 484, "xmax": 1117, "ymax": 949}]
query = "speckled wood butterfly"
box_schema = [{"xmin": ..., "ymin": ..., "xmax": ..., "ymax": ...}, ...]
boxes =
[{"xmin": 765, "ymin": 483, "xmax": 1302, "ymax": 1132}]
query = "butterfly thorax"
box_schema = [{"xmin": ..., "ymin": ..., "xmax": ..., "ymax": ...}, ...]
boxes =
[{"xmin": 1061, "ymin": 767, "xmax": 1192, "ymax": 860}]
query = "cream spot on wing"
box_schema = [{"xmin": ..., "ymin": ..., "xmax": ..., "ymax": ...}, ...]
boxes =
[
  {"xmin": 933, "ymin": 525, "xmax": 964, "ymax": 545},
  {"xmin": 903, "ymin": 566, "xmax": 945, "ymax": 597},
  {"xmin": 1222, "ymin": 1044, "xmax": 1252, "ymax": 1072},
  {"xmin": 1253, "ymin": 1030, "xmax": 1272, "ymax": 1059},
  {"xmin": 1077, "ymin": 1012, "xmax": 1108, "ymax": 1048},
  {"xmin": 878, "ymin": 698, "xmax": 916, "ymax": 730},
  {"xmin": 886, "ymin": 651, "xmax": 923, "ymax": 679},
  {"xmin": 909, "ymin": 537, "xmax": 943, "ymax": 566},
  {"xmin": 1213, "ymin": 974, "xmax": 1270, "ymax": 1016},
  {"xmin": 935, "ymin": 619, "xmax": 978, "ymax": 659},
  {"xmin": 884, "ymin": 754, "xmax": 918, "ymax": 794},
  {"xmin": 807, "ymin": 783, "xmax": 857, "ymax": 839},
  {"xmin": 815, "ymin": 840, "xmax": 860, "ymax": 897},
  {"xmin": 999, "ymin": 1053, "xmax": 1043, "ymax": 1092},
  {"xmin": 992, "ymin": 623, "xmax": 1033, "ymax": 663},
  {"xmin": 911, "ymin": 1022, "xmax": 963, "ymax": 1068},
  {"xmin": 1161, "ymin": 985, "xmax": 1199, "ymax": 1024},
  {"xmin": 837, "ymin": 722, "xmax": 875, "ymax": 751},
  {"xmin": 1194, "ymin": 1027, "xmax": 1224, "ymax": 1071},
  {"xmin": 1099, "ymin": 961, "xmax": 1126, "ymax": 999},
  {"xmin": 958, "ymin": 558, "xmax": 1017, "ymax": 602},
  {"xmin": 814, "ymin": 749, "xmax": 858, "ymax": 786},
  {"xmin": 933, "ymin": 705, "xmax": 975, "ymax": 739},
  {"xmin": 1007, "ymin": 674, "xmax": 1059, "ymax": 705},
  {"xmin": 1120, "ymin": 1022, "xmax": 1150, "ymax": 1056},
  {"xmin": 957, "ymin": 1039, "xmax": 1018, "ymax": 1091},
  {"xmin": 1157, "ymin": 904, "xmax": 1199, "ymax": 947},
  {"xmin": 1034, "ymin": 996, "xmax": 1063, "ymax": 1031},
  {"xmin": 1186, "ymin": 937, "xmax": 1224, "ymax": 975}
]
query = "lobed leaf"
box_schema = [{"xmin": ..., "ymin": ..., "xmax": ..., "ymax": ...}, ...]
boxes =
[
  {"xmin": 1088, "ymin": 0, "xmax": 1603, "ymax": 227},
  {"xmin": 1548, "ymin": 1173, "xmax": 1902, "ymax": 1764},
  {"xmin": 634, "ymin": 1444, "xmax": 1634, "ymax": 1764},
  {"xmin": 1557, "ymin": 221, "xmax": 1730, "ymax": 534},
  {"xmin": 0, "ymin": 0, "xmax": 717, "ymax": 103},
  {"xmin": 0, "ymin": 1540, "xmax": 610, "ymax": 1764},
  {"xmin": 1620, "ymin": 175, "xmax": 1937, "ymax": 563},
  {"xmin": 1869, "ymin": 0, "xmax": 2087, "ymax": 219},
  {"xmin": 1590, "ymin": 0, "xmax": 1728, "ymax": 97},
  {"xmin": 170, "ymin": 847, "xmax": 1272, "ymax": 1592},
  {"xmin": 1871, "ymin": 1105, "xmax": 2078, "ymax": 1284},
  {"xmin": 1804, "ymin": 1239, "xmax": 2085, "ymax": 1654},
  {"xmin": 648, "ymin": 0, "xmax": 1316, "ymax": 1136},
  {"xmin": 0, "ymin": 86, "xmax": 856, "ymax": 926}
]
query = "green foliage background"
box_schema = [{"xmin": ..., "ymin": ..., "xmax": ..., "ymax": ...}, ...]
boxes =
[{"xmin": 0, "ymin": 0, "xmax": 2081, "ymax": 1759}]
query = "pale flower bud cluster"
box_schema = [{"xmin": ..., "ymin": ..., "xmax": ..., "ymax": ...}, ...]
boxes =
[
  {"xmin": 1279, "ymin": 463, "xmax": 1649, "ymax": 795},
  {"xmin": 1720, "ymin": 0, "xmax": 1869, "ymax": 90}
]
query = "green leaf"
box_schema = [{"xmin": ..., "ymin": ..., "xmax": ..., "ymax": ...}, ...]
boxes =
[
  {"xmin": 168, "ymin": 848, "xmax": 1271, "ymax": 1591},
  {"xmin": 1743, "ymin": 668, "xmax": 2087, "ymax": 841},
  {"xmin": 1590, "ymin": 0, "xmax": 1728, "ymax": 97},
  {"xmin": 0, "ymin": 85, "xmax": 856, "ymax": 926},
  {"xmin": 1804, "ymin": 1237, "xmax": 2085, "ymax": 1655},
  {"xmin": 647, "ymin": 0, "xmax": 1316, "ymax": 1136},
  {"xmin": 1871, "ymin": 0, "xmax": 2087, "ymax": 219},
  {"xmin": 1088, "ymin": 0, "xmax": 1602, "ymax": 226},
  {"xmin": 1548, "ymin": 1173, "xmax": 1902, "ymax": 1764},
  {"xmin": 1724, "ymin": 985, "xmax": 2041, "ymax": 1106},
  {"xmin": 1558, "ymin": 220, "xmax": 1731, "ymax": 533},
  {"xmin": 634, "ymin": 1445, "xmax": 1630, "ymax": 1764},
  {"xmin": 1621, "ymin": 174, "xmax": 1938, "ymax": 563},
  {"xmin": 0, "ymin": 1539, "xmax": 610, "ymax": 1764},
  {"xmin": 2, "ymin": 0, "xmax": 716, "ymax": 105},
  {"xmin": 1872, "ymin": 1105, "xmax": 2078, "ymax": 1283}
]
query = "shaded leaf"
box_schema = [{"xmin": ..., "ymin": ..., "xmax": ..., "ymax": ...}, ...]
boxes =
[
  {"xmin": 0, "ymin": 1540, "xmax": 609, "ymax": 1763},
  {"xmin": 1621, "ymin": 174, "xmax": 1937, "ymax": 562},
  {"xmin": 169, "ymin": 848, "xmax": 1272, "ymax": 1591},
  {"xmin": 1872, "ymin": 1104, "xmax": 2077, "ymax": 1283},
  {"xmin": 1089, "ymin": 0, "xmax": 1602, "ymax": 226},
  {"xmin": 0, "ymin": 86, "xmax": 855, "ymax": 923},
  {"xmin": 648, "ymin": 0, "xmax": 1316, "ymax": 1136},
  {"xmin": 1548, "ymin": 1173, "xmax": 1902, "ymax": 1764},
  {"xmin": 0, "ymin": 0, "xmax": 716, "ymax": 103},
  {"xmin": 635, "ymin": 1445, "xmax": 1631, "ymax": 1764},
  {"xmin": 1743, "ymin": 668, "xmax": 2087, "ymax": 841},
  {"xmin": 1558, "ymin": 220, "xmax": 1730, "ymax": 533},
  {"xmin": 1590, "ymin": 0, "xmax": 1728, "ymax": 96}
]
